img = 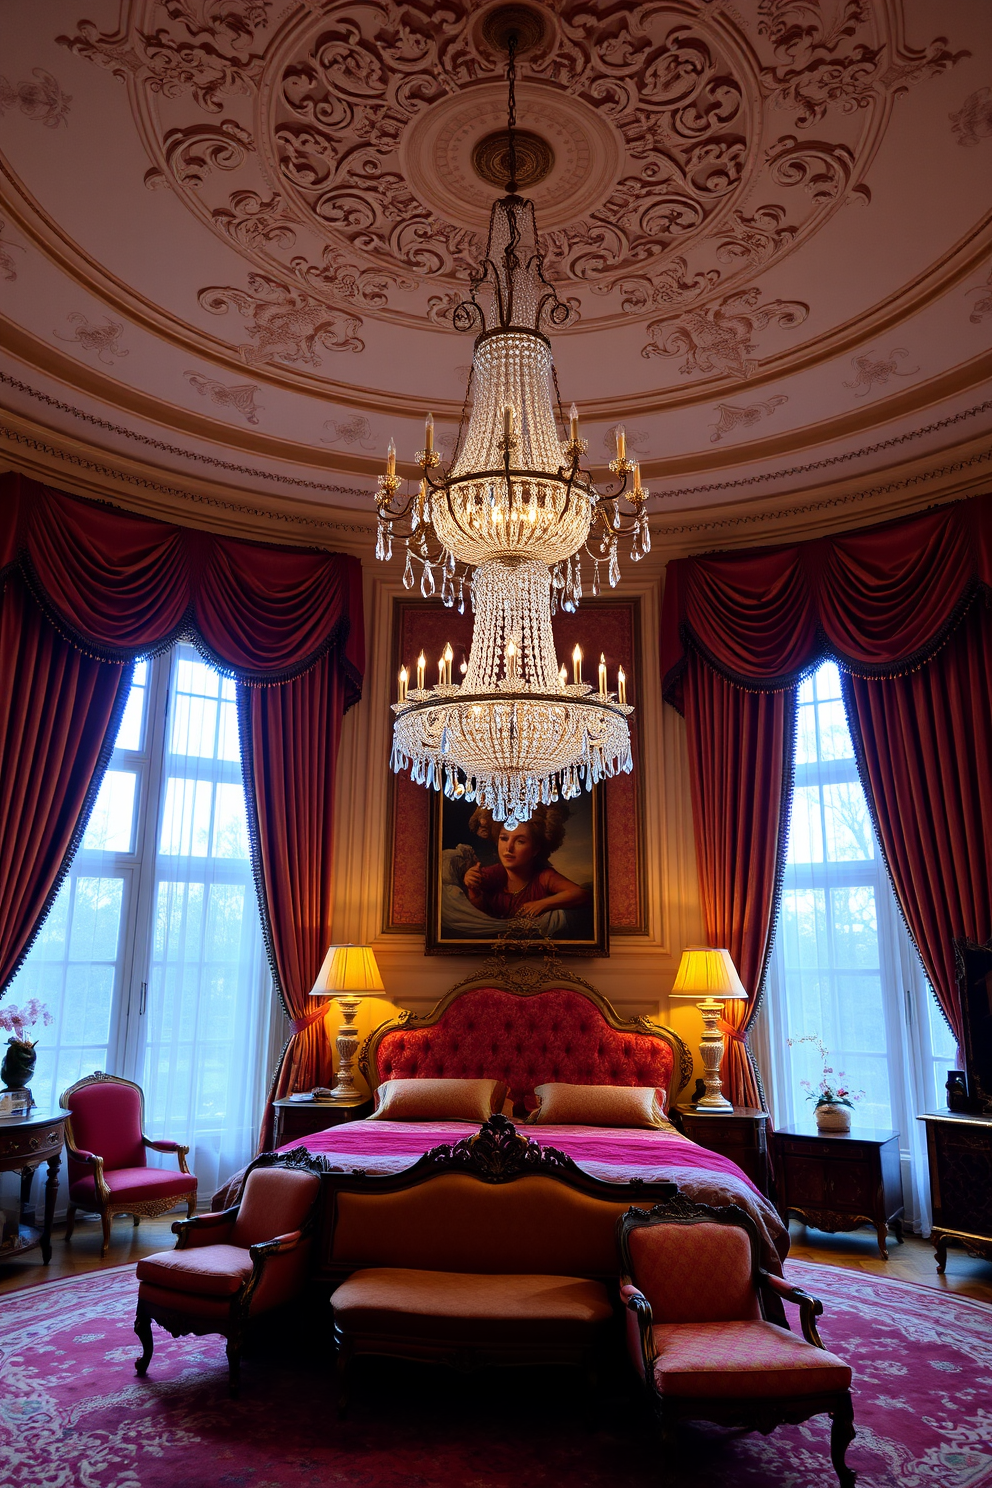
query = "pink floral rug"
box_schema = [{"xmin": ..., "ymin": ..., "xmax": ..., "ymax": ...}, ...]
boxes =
[{"xmin": 0, "ymin": 1260, "xmax": 989, "ymax": 1487}]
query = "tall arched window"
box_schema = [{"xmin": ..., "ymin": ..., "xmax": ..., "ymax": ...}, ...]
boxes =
[{"xmin": 758, "ymin": 662, "xmax": 957, "ymax": 1232}]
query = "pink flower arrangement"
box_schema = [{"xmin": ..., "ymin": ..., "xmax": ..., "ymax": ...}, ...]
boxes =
[
  {"xmin": 789, "ymin": 1033, "xmax": 866, "ymax": 1110},
  {"xmin": 0, "ymin": 999, "xmax": 54, "ymax": 1042}
]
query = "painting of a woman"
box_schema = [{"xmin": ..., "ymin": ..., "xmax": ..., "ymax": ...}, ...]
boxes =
[{"xmin": 428, "ymin": 792, "xmax": 606, "ymax": 953}]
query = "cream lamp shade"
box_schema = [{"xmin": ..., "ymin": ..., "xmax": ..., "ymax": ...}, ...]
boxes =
[
  {"xmin": 309, "ymin": 945, "xmax": 384, "ymax": 1102},
  {"xmin": 310, "ymin": 944, "xmax": 385, "ymax": 997},
  {"xmin": 670, "ymin": 947, "xmax": 746, "ymax": 1112},
  {"xmin": 670, "ymin": 947, "xmax": 747, "ymax": 1001}
]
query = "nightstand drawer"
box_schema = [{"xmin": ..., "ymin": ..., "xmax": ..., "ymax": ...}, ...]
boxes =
[{"xmin": 779, "ymin": 1137, "xmax": 869, "ymax": 1162}]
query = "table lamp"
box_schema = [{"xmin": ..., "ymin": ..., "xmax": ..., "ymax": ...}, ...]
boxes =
[
  {"xmin": 310, "ymin": 944, "xmax": 384, "ymax": 1101},
  {"xmin": 670, "ymin": 947, "xmax": 747, "ymax": 1112}
]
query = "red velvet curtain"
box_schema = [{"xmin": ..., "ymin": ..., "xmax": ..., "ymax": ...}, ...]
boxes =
[
  {"xmin": 842, "ymin": 601, "xmax": 992, "ymax": 1050},
  {"xmin": 0, "ymin": 475, "xmax": 365, "ymax": 1146},
  {"xmin": 243, "ymin": 654, "xmax": 349, "ymax": 1149},
  {"xmin": 663, "ymin": 494, "xmax": 992, "ymax": 1050},
  {"xmin": 682, "ymin": 653, "xmax": 795, "ymax": 1107},
  {"xmin": 0, "ymin": 575, "xmax": 131, "ymax": 992}
]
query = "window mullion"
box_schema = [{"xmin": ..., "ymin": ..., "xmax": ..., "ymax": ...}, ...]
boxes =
[{"xmin": 117, "ymin": 652, "xmax": 172, "ymax": 1083}]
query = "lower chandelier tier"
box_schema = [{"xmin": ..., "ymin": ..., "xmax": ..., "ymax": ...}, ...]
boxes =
[{"xmin": 390, "ymin": 691, "xmax": 633, "ymax": 830}]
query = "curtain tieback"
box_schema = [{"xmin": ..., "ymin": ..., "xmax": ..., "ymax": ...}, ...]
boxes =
[
  {"xmin": 718, "ymin": 1020, "xmax": 748, "ymax": 1041},
  {"xmin": 290, "ymin": 1004, "xmax": 329, "ymax": 1037}
]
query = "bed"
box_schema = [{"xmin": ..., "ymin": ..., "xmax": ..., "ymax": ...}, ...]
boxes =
[{"xmin": 216, "ymin": 970, "xmax": 788, "ymax": 1271}]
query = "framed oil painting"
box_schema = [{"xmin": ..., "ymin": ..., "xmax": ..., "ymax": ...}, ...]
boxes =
[{"xmin": 426, "ymin": 788, "xmax": 608, "ymax": 956}]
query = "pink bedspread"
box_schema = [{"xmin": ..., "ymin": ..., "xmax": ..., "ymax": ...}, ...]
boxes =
[
  {"xmin": 288, "ymin": 1119, "xmax": 762, "ymax": 1195},
  {"xmin": 213, "ymin": 1118, "xmax": 789, "ymax": 1270}
]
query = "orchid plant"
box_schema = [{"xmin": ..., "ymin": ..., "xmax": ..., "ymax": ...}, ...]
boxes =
[
  {"xmin": 787, "ymin": 1033, "xmax": 865, "ymax": 1110},
  {"xmin": 0, "ymin": 999, "xmax": 54, "ymax": 1047}
]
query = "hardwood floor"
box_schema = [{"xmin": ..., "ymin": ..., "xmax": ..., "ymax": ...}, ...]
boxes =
[
  {"xmin": 2, "ymin": 1210, "xmax": 990, "ymax": 1303},
  {"xmin": 0, "ymin": 1211, "xmax": 180, "ymax": 1295},
  {"xmin": 786, "ymin": 1218, "xmax": 992, "ymax": 1304}
]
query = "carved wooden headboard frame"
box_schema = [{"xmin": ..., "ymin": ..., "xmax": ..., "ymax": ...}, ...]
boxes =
[{"xmin": 358, "ymin": 963, "xmax": 694, "ymax": 1103}]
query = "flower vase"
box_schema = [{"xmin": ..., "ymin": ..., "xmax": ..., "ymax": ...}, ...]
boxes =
[
  {"xmin": 1, "ymin": 1037, "xmax": 37, "ymax": 1092},
  {"xmin": 815, "ymin": 1101, "xmax": 852, "ymax": 1133}
]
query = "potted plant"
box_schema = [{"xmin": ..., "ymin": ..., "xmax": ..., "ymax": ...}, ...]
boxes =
[
  {"xmin": 788, "ymin": 1034, "xmax": 865, "ymax": 1132},
  {"xmin": 0, "ymin": 998, "xmax": 53, "ymax": 1098}
]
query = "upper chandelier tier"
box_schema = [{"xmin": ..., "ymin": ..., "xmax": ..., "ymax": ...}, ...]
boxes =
[{"xmin": 374, "ymin": 189, "xmax": 651, "ymax": 606}]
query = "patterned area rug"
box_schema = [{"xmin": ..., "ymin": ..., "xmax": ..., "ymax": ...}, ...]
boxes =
[{"xmin": 0, "ymin": 1259, "xmax": 989, "ymax": 1488}]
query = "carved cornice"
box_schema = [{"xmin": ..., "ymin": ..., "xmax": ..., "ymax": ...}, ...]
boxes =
[
  {"xmin": 0, "ymin": 413, "xmax": 376, "ymax": 549},
  {"xmin": 2, "ymin": 411, "xmax": 989, "ymax": 558},
  {"xmin": 3, "ymin": 315, "xmax": 990, "ymax": 491}
]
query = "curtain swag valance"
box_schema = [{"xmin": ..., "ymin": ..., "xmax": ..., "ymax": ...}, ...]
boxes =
[
  {"xmin": 0, "ymin": 473, "xmax": 365, "ymax": 692},
  {"xmin": 661, "ymin": 494, "xmax": 992, "ymax": 709}
]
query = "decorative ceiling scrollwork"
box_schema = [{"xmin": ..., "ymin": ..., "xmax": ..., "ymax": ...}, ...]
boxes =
[{"xmin": 56, "ymin": 0, "xmax": 965, "ymax": 350}]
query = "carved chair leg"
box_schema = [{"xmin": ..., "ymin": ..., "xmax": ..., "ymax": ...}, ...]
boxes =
[
  {"xmin": 101, "ymin": 1210, "xmax": 112, "ymax": 1258},
  {"xmin": 935, "ymin": 1235, "xmax": 948, "ymax": 1274},
  {"xmin": 226, "ymin": 1336, "xmax": 242, "ymax": 1398},
  {"xmin": 335, "ymin": 1336, "xmax": 353, "ymax": 1419},
  {"xmin": 652, "ymin": 1400, "xmax": 678, "ymax": 1451},
  {"xmin": 132, "ymin": 1214, "xmax": 140, "ymax": 1227},
  {"xmin": 64, "ymin": 1204, "xmax": 77, "ymax": 1242},
  {"xmin": 186, "ymin": 1195, "xmax": 196, "ymax": 1219},
  {"xmin": 134, "ymin": 1304, "xmax": 154, "ymax": 1376},
  {"xmin": 830, "ymin": 1392, "xmax": 857, "ymax": 1488}
]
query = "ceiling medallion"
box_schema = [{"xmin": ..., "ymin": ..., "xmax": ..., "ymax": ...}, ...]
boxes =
[
  {"xmin": 472, "ymin": 129, "xmax": 555, "ymax": 191},
  {"xmin": 374, "ymin": 36, "xmax": 646, "ymax": 829}
]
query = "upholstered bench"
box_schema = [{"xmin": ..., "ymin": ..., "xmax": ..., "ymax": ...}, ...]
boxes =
[{"xmin": 321, "ymin": 1115, "xmax": 678, "ymax": 1407}]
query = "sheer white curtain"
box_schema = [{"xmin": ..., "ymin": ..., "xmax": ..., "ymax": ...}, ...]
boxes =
[
  {"xmin": 2, "ymin": 645, "xmax": 274, "ymax": 1209},
  {"xmin": 754, "ymin": 662, "xmax": 957, "ymax": 1234},
  {"xmin": 141, "ymin": 645, "xmax": 272, "ymax": 1194}
]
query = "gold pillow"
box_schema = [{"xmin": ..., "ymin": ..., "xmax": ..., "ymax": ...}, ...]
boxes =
[
  {"xmin": 528, "ymin": 1083, "xmax": 669, "ymax": 1129},
  {"xmin": 370, "ymin": 1077, "xmax": 507, "ymax": 1123}
]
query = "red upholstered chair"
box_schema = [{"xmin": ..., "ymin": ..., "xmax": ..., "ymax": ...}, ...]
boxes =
[
  {"xmin": 61, "ymin": 1071, "xmax": 197, "ymax": 1256},
  {"xmin": 617, "ymin": 1197, "xmax": 856, "ymax": 1488},
  {"xmin": 134, "ymin": 1154, "xmax": 323, "ymax": 1395}
]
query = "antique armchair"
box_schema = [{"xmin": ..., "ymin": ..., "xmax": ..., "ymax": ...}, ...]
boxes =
[
  {"xmin": 60, "ymin": 1071, "xmax": 197, "ymax": 1256},
  {"xmin": 617, "ymin": 1197, "xmax": 856, "ymax": 1488},
  {"xmin": 134, "ymin": 1153, "xmax": 323, "ymax": 1395}
]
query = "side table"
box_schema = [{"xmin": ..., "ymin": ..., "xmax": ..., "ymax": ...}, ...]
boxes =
[
  {"xmin": 273, "ymin": 1094, "xmax": 373, "ymax": 1148},
  {"xmin": 674, "ymin": 1105, "xmax": 772, "ymax": 1198},
  {"xmin": 918, "ymin": 1111, "xmax": 992, "ymax": 1273},
  {"xmin": 0, "ymin": 1109, "xmax": 67, "ymax": 1265},
  {"xmin": 773, "ymin": 1124, "xmax": 903, "ymax": 1259}
]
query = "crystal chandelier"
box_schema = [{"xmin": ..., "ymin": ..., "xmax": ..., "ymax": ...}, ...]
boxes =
[{"xmin": 373, "ymin": 33, "xmax": 650, "ymax": 829}]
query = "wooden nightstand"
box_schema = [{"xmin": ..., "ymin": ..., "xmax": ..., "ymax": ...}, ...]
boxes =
[
  {"xmin": 674, "ymin": 1105, "xmax": 772, "ymax": 1198},
  {"xmin": 919, "ymin": 1111, "xmax": 992, "ymax": 1273},
  {"xmin": 773, "ymin": 1125, "xmax": 904, "ymax": 1259},
  {"xmin": 273, "ymin": 1095, "xmax": 372, "ymax": 1148}
]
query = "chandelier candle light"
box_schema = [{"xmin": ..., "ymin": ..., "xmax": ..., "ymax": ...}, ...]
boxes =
[{"xmin": 372, "ymin": 29, "xmax": 649, "ymax": 829}]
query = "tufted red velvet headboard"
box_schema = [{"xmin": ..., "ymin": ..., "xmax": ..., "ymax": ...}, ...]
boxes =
[{"xmin": 360, "ymin": 979, "xmax": 693, "ymax": 1115}]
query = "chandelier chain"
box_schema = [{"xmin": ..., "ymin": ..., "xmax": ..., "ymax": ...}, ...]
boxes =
[{"xmin": 506, "ymin": 34, "xmax": 518, "ymax": 196}]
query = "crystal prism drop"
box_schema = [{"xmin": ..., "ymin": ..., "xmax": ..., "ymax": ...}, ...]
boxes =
[
  {"xmin": 608, "ymin": 546, "xmax": 620, "ymax": 587},
  {"xmin": 591, "ymin": 560, "xmax": 601, "ymax": 597},
  {"xmin": 402, "ymin": 551, "xmax": 414, "ymax": 590},
  {"xmin": 421, "ymin": 563, "xmax": 435, "ymax": 598}
]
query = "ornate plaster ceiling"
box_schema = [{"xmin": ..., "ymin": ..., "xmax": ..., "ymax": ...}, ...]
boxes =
[{"xmin": 0, "ymin": 0, "xmax": 990, "ymax": 549}]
